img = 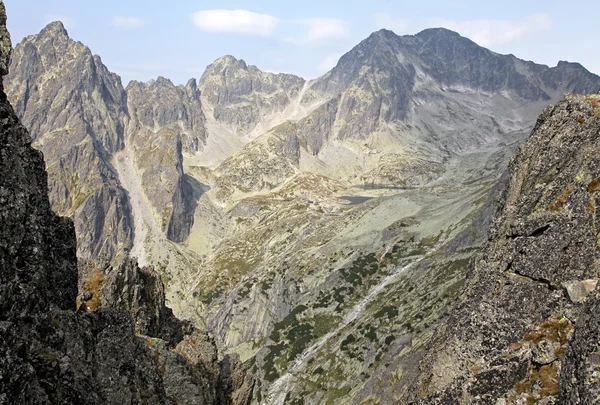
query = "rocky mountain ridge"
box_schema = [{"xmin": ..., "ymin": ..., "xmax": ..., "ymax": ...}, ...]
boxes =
[
  {"xmin": 5, "ymin": 15, "xmax": 600, "ymax": 405},
  {"xmin": 0, "ymin": 4, "xmax": 252, "ymax": 403}
]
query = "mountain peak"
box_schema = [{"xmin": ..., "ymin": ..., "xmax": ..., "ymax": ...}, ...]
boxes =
[
  {"xmin": 414, "ymin": 27, "xmax": 480, "ymax": 49},
  {"xmin": 211, "ymin": 55, "xmax": 248, "ymax": 70},
  {"xmin": 416, "ymin": 27, "xmax": 461, "ymax": 38},
  {"xmin": 155, "ymin": 75, "xmax": 174, "ymax": 86},
  {"xmin": 556, "ymin": 60, "xmax": 586, "ymax": 70},
  {"xmin": 40, "ymin": 20, "xmax": 69, "ymax": 39},
  {"xmin": 369, "ymin": 28, "xmax": 398, "ymax": 40},
  {"xmin": 185, "ymin": 78, "xmax": 198, "ymax": 91}
]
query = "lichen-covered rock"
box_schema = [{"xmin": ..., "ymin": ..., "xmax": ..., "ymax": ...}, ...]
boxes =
[
  {"xmin": 409, "ymin": 93, "xmax": 600, "ymax": 403},
  {"xmin": 559, "ymin": 286, "xmax": 600, "ymax": 404}
]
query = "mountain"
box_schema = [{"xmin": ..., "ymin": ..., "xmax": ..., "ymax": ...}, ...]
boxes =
[
  {"xmin": 0, "ymin": 3, "xmax": 253, "ymax": 403},
  {"xmin": 199, "ymin": 55, "xmax": 305, "ymax": 138},
  {"xmin": 5, "ymin": 21, "xmax": 133, "ymax": 262},
  {"xmin": 411, "ymin": 92, "xmax": 600, "ymax": 404},
  {"xmin": 5, "ymin": 17, "xmax": 600, "ymax": 405}
]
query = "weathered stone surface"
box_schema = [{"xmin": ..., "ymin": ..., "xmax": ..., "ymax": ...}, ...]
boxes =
[
  {"xmin": 0, "ymin": 5, "xmax": 253, "ymax": 403},
  {"xmin": 559, "ymin": 286, "xmax": 600, "ymax": 404},
  {"xmin": 199, "ymin": 55, "xmax": 305, "ymax": 135},
  {"xmin": 409, "ymin": 93, "xmax": 600, "ymax": 403},
  {"xmin": 563, "ymin": 279, "xmax": 599, "ymax": 304},
  {"xmin": 5, "ymin": 21, "xmax": 133, "ymax": 262}
]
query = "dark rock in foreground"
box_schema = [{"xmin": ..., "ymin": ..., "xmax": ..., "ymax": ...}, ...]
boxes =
[{"xmin": 410, "ymin": 93, "xmax": 600, "ymax": 403}]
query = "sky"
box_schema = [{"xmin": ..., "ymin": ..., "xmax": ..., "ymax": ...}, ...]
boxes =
[{"xmin": 4, "ymin": 1, "xmax": 600, "ymax": 86}]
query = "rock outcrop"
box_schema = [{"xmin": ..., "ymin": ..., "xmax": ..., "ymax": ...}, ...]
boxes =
[
  {"xmin": 199, "ymin": 55, "xmax": 305, "ymax": 136},
  {"xmin": 409, "ymin": 93, "xmax": 600, "ymax": 403},
  {"xmin": 125, "ymin": 77, "xmax": 205, "ymax": 242},
  {"xmin": 0, "ymin": 4, "xmax": 253, "ymax": 403},
  {"xmin": 5, "ymin": 20, "xmax": 133, "ymax": 262}
]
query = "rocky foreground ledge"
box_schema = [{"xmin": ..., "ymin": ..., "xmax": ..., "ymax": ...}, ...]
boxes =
[
  {"xmin": 0, "ymin": 1, "xmax": 252, "ymax": 404},
  {"xmin": 409, "ymin": 93, "xmax": 600, "ymax": 403}
]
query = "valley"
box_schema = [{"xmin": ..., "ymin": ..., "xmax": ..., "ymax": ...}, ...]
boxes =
[{"xmin": 4, "ymin": 15, "xmax": 600, "ymax": 404}]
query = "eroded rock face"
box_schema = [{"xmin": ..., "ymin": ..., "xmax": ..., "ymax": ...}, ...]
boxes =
[
  {"xmin": 126, "ymin": 77, "xmax": 204, "ymax": 242},
  {"xmin": 199, "ymin": 55, "xmax": 305, "ymax": 135},
  {"xmin": 0, "ymin": 4, "xmax": 253, "ymax": 403},
  {"xmin": 0, "ymin": 17, "xmax": 77, "ymax": 322},
  {"xmin": 5, "ymin": 21, "xmax": 133, "ymax": 262},
  {"xmin": 99, "ymin": 258, "xmax": 194, "ymax": 346},
  {"xmin": 409, "ymin": 93, "xmax": 600, "ymax": 403}
]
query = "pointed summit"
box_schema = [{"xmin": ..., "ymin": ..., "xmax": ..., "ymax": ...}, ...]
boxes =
[
  {"xmin": 39, "ymin": 20, "xmax": 69, "ymax": 39},
  {"xmin": 367, "ymin": 28, "xmax": 398, "ymax": 41},
  {"xmin": 206, "ymin": 55, "xmax": 248, "ymax": 73}
]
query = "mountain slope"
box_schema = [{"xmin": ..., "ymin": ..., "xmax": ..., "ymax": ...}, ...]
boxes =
[
  {"xmin": 5, "ymin": 21, "xmax": 133, "ymax": 262},
  {"xmin": 6, "ymin": 19, "xmax": 600, "ymax": 405},
  {"xmin": 0, "ymin": 4, "xmax": 253, "ymax": 402},
  {"xmin": 411, "ymin": 92, "xmax": 600, "ymax": 404}
]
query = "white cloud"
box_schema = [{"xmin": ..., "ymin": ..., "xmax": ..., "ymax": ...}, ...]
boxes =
[
  {"xmin": 191, "ymin": 9, "xmax": 280, "ymax": 37},
  {"xmin": 283, "ymin": 18, "xmax": 350, "ymax": 45},
  {"xmin": 44, "ymin": 14, "xmax": 75, "ymax": 30},
  {"xmin": 189, "ymin": 10, "xmax": 349, "ymax": 45},
  {"xmin": 428, "ymin": 13, "xmax": 552, "ymax": 47},
  {"xmin": 374, "ymin": 12, "xmax": 409, "ymax": 34},
  {"xmin": 111, "ymin": 16, "xmax": 148, "ymax": 29},
  {"xmin": 317, "ymin": 53, "xmax": 342, "ymax": 72},
  {"xmin": 302, "ymin": 18, "xmax": 349, "ymax": 42}
]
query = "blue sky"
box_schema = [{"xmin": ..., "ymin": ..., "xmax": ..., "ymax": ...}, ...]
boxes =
[{"xmin": 4, "ymin": 1, "xmax": 600, "ymax": 85}]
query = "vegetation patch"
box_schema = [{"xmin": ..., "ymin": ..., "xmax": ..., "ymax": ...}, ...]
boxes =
[
  {"xmin": 588, "ymin": 177, "xmax": 600, "ymax": 193},
  {"xmin": 340, "ymin": 333, "xmax": 356, "ymax": 350},
  {"xmin": 510, "ymin": 362, "xmax": 560, "ymax": 403},
  {"xmin": 374, "ymin": 305, "xmax": 399, "ymax": 320},
  {"xmin": 523, "ymin": 317, "xmax": 573, "ymax": 347},
  {"xmin": 547, "ymin": 185, "xmax": 573, "ymax": 211},
  {"xmin": 324, "ymin": 386, "xmax": 351, "ymax": 405},
  {"xmin": 77, "ymin": 261, "xmax": 107, "ymax": 311}
]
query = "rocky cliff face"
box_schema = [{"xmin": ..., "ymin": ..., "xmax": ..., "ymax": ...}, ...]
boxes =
[
  {"xmin": 5, "ymin": 24, "xmax": 208, "ymax": 262},
  {"xmin": 199, "ymin": 55, "xmax": 305, "ymax": 137},
  {"xmin": 5, "ymin": 21, "xmax": 133, "ymax": 262},
  {"xmin": 408, "ymin": 93, "xmax": 600, "ymax": 404},
  {"xmin": 0, "ymin": 3, "xmax": 253, "ymax": 403},
  {"xmin": 125, "ymin": 77, "xmax": 205, "ymax": 243}
]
